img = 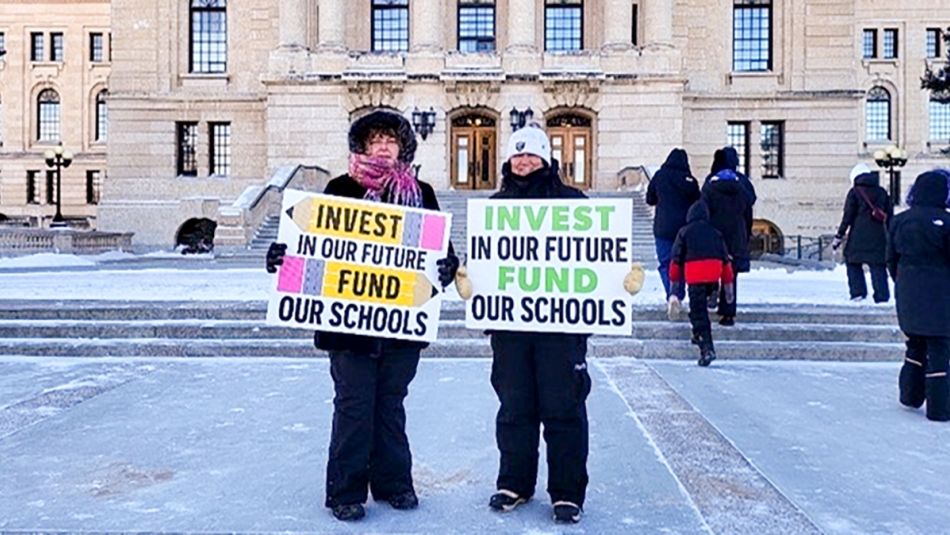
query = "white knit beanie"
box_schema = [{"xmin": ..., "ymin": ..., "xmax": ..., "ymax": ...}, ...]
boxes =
[{"xmin": 505, "ymin": 126, "xmax": 552, "ymax": 166}]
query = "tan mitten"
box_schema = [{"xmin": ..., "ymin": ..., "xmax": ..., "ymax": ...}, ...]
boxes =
[
  {"xmin": 623, "ymin": 263, "xmax": 646, "ymax": 296},
  {"xmin": 455, "ymin": 265, "xmax": 473, "ymax": 300}
]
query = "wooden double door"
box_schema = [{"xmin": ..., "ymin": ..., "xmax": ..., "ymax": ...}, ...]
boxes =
[{"xmin": 451, "ymin": 116, "xmax": 497, "ymax": 190}]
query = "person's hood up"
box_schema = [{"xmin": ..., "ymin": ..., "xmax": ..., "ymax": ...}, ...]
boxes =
[
  {"xmin": 908, "ymin": 169, "xmax": 950, "ymax": 208},
  {"xmin": 348, "ymin": 110, "xmax": 417, "ymax": 164},
  {"xmin": 710, "ymin": 147, "xmax": 740, "ymax": 174},
  {"xmin": 686, "ymin": 200, "xmax": 710, "ymax": 223},
  {"xmin": 849, "ymin": 163, "xmax": 872, "ymax": 183},
  {"xmin": 659, "ymin": 148, "xmax": 692, "ymax": 176},
  {"xmin": 853, "ymin": 170, "xmax": 880, "ymax": 187}
]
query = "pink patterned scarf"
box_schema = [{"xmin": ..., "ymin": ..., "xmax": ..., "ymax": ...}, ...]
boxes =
[{"xmin": 348, "ymin": 153, "xmax": 423, "ymax": 208}]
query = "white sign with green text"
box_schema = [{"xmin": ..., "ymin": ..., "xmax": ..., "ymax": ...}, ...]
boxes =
[{"xmin": 465, "ymin": 198, "xmax": 634, "ymax": 336}]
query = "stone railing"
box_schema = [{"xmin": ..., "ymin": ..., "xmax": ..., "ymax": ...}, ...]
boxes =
[
  {"xmin": 215, "ymin": 164, "xmax": 331, "ymax": 247},
  {"xmin": 0, "ymin": 229, "xmax": 133, "ymax": 255}
]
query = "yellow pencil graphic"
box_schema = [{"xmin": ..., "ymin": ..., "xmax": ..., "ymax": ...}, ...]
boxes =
[{"xmin": 278, "ymin": 255, "xmax": 438, "ymax": 307}]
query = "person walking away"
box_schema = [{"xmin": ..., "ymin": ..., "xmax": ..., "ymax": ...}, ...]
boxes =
[
  {"xmin": 265, "ymin": 110, "xmax": 459, "ymax": 521},
  {"xmin": 668, "ymin": 200, "xmax": 735, "ymax": 366},
  {"xmin": 646, "ymin": 148, "xmax": 700, "ymax": 305},
  {"xmin": 833, "ymin": 163, "xmax": 892, "ymax": 303},
  {"xmin": 701, "ymin": 149, "xmax": 752, "ymax": 326},
  {"xmin": 888, "ymin": 169, "xmax": 950, "ymax": 421}
]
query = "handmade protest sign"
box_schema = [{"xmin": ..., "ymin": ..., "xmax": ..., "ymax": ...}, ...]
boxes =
[
  {"xmin": 267, "ymin": 189, "xmax": 451, "ymax": 343},
  {"xmin": 465, "ymin": 199, "xmax": 634, "ymax": 336}
]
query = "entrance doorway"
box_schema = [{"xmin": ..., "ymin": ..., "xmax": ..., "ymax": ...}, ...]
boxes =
[
  {"xmin": 547, "ymin": 113, "xmax": 593, "ymax": 189},
  {"xmin": 451, "ymin": 114, "xmax": 497, "ymax": 190}
]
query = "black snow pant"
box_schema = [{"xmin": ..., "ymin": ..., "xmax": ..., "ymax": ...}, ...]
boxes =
[
  {"xmin": 716, "ymin": 271, "xmax": 737, "ymax": 318},
  {"xmin": 846, "ymin": 263, "xmax": 889, "ymax": 303},
  {"xmin": 900, "ymin": 336, "xmax": 950, "ymax": 421},
  {"xmin": 325, "ymin": 347, "xmax": 421, "ymax": 507},
  {"xmin": 689, "ymin": 283, "xmax": 717, "ymax": 353},
  {"xmin": 489, "ymin": 332, "xmax": 591, "ymax": 506}
]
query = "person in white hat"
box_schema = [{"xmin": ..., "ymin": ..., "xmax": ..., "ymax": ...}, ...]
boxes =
[{"xmin": 833, "ymin": 162, "xmax": 892, "ymax": 302}]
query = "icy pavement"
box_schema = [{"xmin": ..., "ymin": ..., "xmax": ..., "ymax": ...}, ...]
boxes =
[{"xmin": 2, "ymin": 357, "xmax": 943, "ymax": 534}]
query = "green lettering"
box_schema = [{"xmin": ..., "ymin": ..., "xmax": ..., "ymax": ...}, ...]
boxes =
[
  {"xmin": 498, "ymin": 266, "xmax": 515, "ymax": 291},
  {"xmin": 574, "ymin": 268, "xmax": 598, "ymax": 293},
  {"xmin": 594, "ymin": 205, "xmax": 615, "ymax": 231},
  {"xmin": 484, "ymin": 205, "xmax": 493, "ymax": 231},
  {"xmin": 498, "ymin": 206, "xmax": 521, "ymax": 231},
  {"xmin": 525, "ymin": 205, "xmax": 549, "ymax": 231},
  {"xmin": 518, "ymin": 267, "xmax": 541, "ymax": 292},
  {"xmin": 551, "ymin": 206, "xmax": 569, "ymax": 231},
  {"xmin": 573, "ymin": 206, "xmax": 592, "ymax": 231},
  {"xmin": 545, "ymin": 268, "xmax": 570, "ymax": 293}
]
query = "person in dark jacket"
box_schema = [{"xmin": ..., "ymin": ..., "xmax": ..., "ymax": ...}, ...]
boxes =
[
  {"xmin": 887, "ymin": 169, "xmax": 950, "ymax": 422},
  {"xmin": 832, "ymin": 163, "xmax": 893, "ymax": 303},
  {"xmin": 265, "ymin": 110, "xmax": 459, "ymax": 521},
  {"xmin": 482, "ymin": 125, "xmax": 643, "ymax": 525},
  {"xmin": 701, "ymin": 151, "xmax": 753, "ymax": 326},
  {"xmin": 646, "ymin": 148, "xmax": 700, "ymax": 302},
  {"xmin": 669, "ymin": 200, "xmax": 735, "ymax": 366}
]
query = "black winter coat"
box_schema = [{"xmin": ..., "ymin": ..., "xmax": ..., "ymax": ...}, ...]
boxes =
[
  {"xmin": 312, "ymin": 173, "xmax": 444, "ymax": 355},
  {"xmin": 646, "ymin": 149, "xmax": 701, "ymax": 240},
  {"xmin": 887, "ymin": 171, "xmax": 950, "ymax": 337},
  {"xmin": 670, "ymin": 201, "xmax": 735, "ymax": 285},
  {"xmin": 708, "ymin": 147, "xmax": 757, "ymax": 239},
  {"xmin": 701, "ymin": 171, "xmax": 752, "ymax": 272},
  {"xmin": 836, "ymin": 172, "xmax": 892, "ymax": 265}
]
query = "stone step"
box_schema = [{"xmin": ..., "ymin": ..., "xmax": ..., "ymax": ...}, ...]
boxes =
[{"xmin": 0, "ymin": 337, "xmax": 904, "ymax": 361}]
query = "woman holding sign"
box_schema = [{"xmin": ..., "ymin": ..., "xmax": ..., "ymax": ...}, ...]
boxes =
[
  {"xmin": 477, "ymin": 125, "xmax": 644, "ymax": 524},
  {"xmin": 266, "ymin": 110, "xmax": 459, "ymax": 522}
]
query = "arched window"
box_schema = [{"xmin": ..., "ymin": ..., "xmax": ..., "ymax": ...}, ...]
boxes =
[
  {"xmin": 865, "ymin": 86, "xmax": 891, "ymax": 142},
  {"xmin": 190, "ymin": 0, "xmax": 227, "ymax": 73},
  {"xmin": 37, "ymin": 89, "xmax": 60, "ymax": 142},
  {"xmin": 95, "ymin": 90, "xmax": 108, "ymax": 142}
]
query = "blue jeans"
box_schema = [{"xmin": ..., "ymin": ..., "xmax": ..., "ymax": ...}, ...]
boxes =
[{"xmin": 655, "ymin": 238, "xmax": 683, "ymax": 300}]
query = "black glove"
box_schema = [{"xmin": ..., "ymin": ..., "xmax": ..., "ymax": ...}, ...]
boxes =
[
  {"xmin": 436, "ymin": 253, "xmax": 460, "ymax": 289},
  {"xmin": 265, "ymin": 242, "xmax": 287, "ymax": 274}
]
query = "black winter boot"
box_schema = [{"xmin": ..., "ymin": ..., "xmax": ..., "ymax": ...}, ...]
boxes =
[
  {"xmin": 553, "ymin": 501, "xmax": 583, "ymax": 524},
  {"xmin": 489, "ymin": 490, "xmax": 528, "ymax": 512},
  {"xmin": 386, "ymin": 490, "xmax": 419, "ymax": 510},
  {"xmin": 331, "ymin": 503, "xmax": 365, "ymax": 521},
  {"xmin": 925, "ymin": 374, "xmax": 950, "ymax": 422},
  {"xmin": 899, "ymin": 359, "xmax": 926, "ymax": 409}
]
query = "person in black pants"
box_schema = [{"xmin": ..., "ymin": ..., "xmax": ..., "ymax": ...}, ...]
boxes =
[
  {"xmin": 833, "ymin": 163, "xmax": 892, "ymax": 303},
  {"xmin": 266, "ymin": 110, "xmax": 459, "ymax": 521},
  {"xmin": 668, "ymin": 200, "xmax": 735, "ymax": 366},
  {"xmin": 887, "ymin": 169, "xmax": 950, "ymax": 421},
  {"xmin": 479, "ymin": 125, "xmax": 644, "ymax": 524}
]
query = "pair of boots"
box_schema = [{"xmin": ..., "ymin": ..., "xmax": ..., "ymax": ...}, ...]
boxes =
[
  {"xmin": 900, "ymin": 359, "xmax": 949, "ymax": 422},
  {"xmin": 331, "ymin": 491, "xmax": 419, "ymax": 521},
  {"xmin": 489, "ymin": 490, "xmax": 582, "ymax": 524}
]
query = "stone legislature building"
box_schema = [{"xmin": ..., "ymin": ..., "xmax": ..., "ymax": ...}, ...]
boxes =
[{"xmin": 1, "ymin": 0, "xmax": 949, "ymax": 249}]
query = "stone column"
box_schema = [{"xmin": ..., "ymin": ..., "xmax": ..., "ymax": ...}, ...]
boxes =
[
  {"xmin": 645, "ymin": 0, "xmax": 673, "ymax": 46},
  {"xmin": 506, "ymin": 0, "xmax": 537, "ymax": 52},
  {"xmin": 317, "ymin": 0, "xmax": 346, "ymax": 51},
  {"xmin": 602, "ymin": 0, "xmax": 633, "ymax": 50},
  {"xmin": 410, "ymin": 0, "xmax": 444, "ymax": 52},
  {"xmin": 279, "ymin": 0, "xmax": 309, "ymax": 49}
]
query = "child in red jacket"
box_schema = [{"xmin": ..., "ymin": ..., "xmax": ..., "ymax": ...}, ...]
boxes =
[{"xmin": 668, "ymin": 200, "xmax": 735, "ymax": 366}]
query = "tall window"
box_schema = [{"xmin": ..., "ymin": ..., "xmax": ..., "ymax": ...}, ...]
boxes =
[
  {"xmin": 930, "ymin": 98, "xmax": 950, "ymax": 142},
  {"xmin": 927, "ymin": 28, "xmax": 942, "ymax": 59},
  {"xmin": 372, "ymin": 0, "xmax": 409, "ymax": 52},
  {"xmin": 45, "ymin": 170, "xmax": 56, "ymax": 205},
  {"xmin": 209, "ymin": 122, "xmax": 231, "ymax": 176},
  {"xmin": 727, "ymin": 122, "xmax": 751, "ymax": 177},
  {"xmin": 50, "ymin": 32, "xmax": 64, "ymax": 62},
  {"xmin": 177, "ymin": 122, "xmax": 199, "ymax": 176},
  {"xmin": 86, "ymin": 170, "xmax": 101, "ymax": 205},
  {"xmin": 733, "ymin": 0, "xmax": 771, "ymax": 72},
  {"xmin": 30, "ymin": 33, "xmax": 44, "ymax": 62},
  {"xmin": 90, "ymin": 33, "xmax": 104, "ymax": 62},
  {"xmin": 37, "ymin": 89, "xmax": 60, "ymax": 142},
  {"xmin": 458, "ymin": 0, "xmax": 496, "ymax": 52},
  {"xmin": 545, "ymin": 0, "xmax": 583, "ymax": 52},
  {"xmin": 26, "ymin": 171, "xmax": 39, "ymax": 204},
  {"xmin": 631, "ymin": 4, "xmax": 639, "ymax": 46},
  {"xmin": 95, "ymin": 90, "xmax": 108, "ymax": 142},
  {"xmin": 760, "ymin": 121, "xmax": 784, "ymax": 179},
  {"xmin": 865, "ymin": 86, "xmax": 891, "ymax": 142},
  {"xmin": 0, "ymin": 32, "xmax": 6, "ymax": 55},
  {"xmin": 863, "ymin": 29, "xmax": 877, "ymax": 59},
  {"xmin": 883, "ymin": 29, "xmax": 898, "ymax": 59},
  {"xmin": 190, "ymin": 0, "xmax": 227, "ymax": 73}
]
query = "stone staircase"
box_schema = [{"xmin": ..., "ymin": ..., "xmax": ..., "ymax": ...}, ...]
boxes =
[
  {"xmin": 249, "ymin": 215, "xmax": 280, "ymax": 251},
  {"xmin": 0, "ymin": 300, "xmax": 903, "ymax": 361}
]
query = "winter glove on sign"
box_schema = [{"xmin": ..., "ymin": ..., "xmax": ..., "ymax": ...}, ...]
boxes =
[
  {"xmin": 623, "ymin": 263, "xmax": 646, "ymax": 296},
  {"xmin": 265, "ymin": 242, "xmax": 288, "ymax": 274},
  {"xmin": 436, "ymin": 253, "xmax": 460, "ymax": 289},
  {"xmin": 455, "ymin": 265, "xmax": 474, "ymax": 300},
  {"xmin": 831, "ymin": 236, "xmax": 843, "ymax": 250},
  {"xmin": 723, "ymin": 282, "xmax": 735, "ymax": 305}
]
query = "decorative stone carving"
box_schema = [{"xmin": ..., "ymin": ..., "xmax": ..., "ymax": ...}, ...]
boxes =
[
  {"xmin": 343, "ymin": 80, "xmax": 405, "ymax": 111},
  {"xmin": 445, "ymin": 81, "xmax": 502, "ymax": 110},
  {"xmin": 541, "ymin": 80, "xmax": 602, "ymax": 111}
]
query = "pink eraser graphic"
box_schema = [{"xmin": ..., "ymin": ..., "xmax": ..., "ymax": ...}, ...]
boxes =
[
  {"xmin": 420, "ymin": 214, "xmax": 446, "ymax": 251},
  {"xmin": 277, "ymin": 255, "xmax": 305, "ymax": 293}
]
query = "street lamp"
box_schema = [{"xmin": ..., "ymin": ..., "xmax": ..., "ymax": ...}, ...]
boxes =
[
  {"xmin": 44, "ymin": 143, "xmax": 73, "ymax": 226},
  {"xmin": 873, "ymin": 144, "xmax": 908, "ymax": 206},
  {"xmin": 411, "ymin": 107, "xmax": 436, "ymax": 141},
  {"xmin": 509, "ymin": 107, "xmax": 534, "ymax": 131}
]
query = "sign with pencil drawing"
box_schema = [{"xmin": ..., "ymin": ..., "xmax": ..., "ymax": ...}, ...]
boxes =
[
  {"xmin": 266, "ymin": 189, "xmax": 451, "ymax": 343},
  {"xmin": 465, "ymin": 198, "xmax": 634, "ymax": 336}
]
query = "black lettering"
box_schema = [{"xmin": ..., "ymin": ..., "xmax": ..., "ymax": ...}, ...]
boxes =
[
  {"xmin": 472, "ymin": 236, "xmax": 492, "ymax": 261},
  {"xmin": 298, "ymin": 235, "xmax": 318, "ymax": 256},
  {"xmin": 338, "ymin": 269, "xmax": 353, "ymax": 294},
  {"xmin": 278, "ymin": 296, "xmax": 295, "ymax": 322},
  {"xmin": 415, "ymin": 311, "xmax": 428, "ymax": 336},
  {"xmin": 389, "ymin": 214, "xmax": 403, "ymax": 239},
  {"xmin": 611, "ymin": 300, "xmax": 626, "ymax": 327},
  {"xmin": 374, "ymin": 212, "xmax": 388, "ymax": 237},
  {"xmin": 343, "ymin": 303, "xmax": 359, "ymax": 329},
  {"xmin": 328, "ymin": 302, "xmax": 344, "ymax": 327},
  {"xmin": 385, "ymin": 276, "xmax": 400, "ymax": 299},
  {"xmin": 309, "ymin": 299, "xmax": 324, "ymax": 325}
]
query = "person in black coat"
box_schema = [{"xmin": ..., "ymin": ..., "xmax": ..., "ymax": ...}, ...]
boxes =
[
  {"xmin": 887, "ymin": 169, "xmax": 950, "ymax": 422},
  {"xmin": 668, "ymin": 200, "xmax": 735, "ymax": 366},
  {"xmin": 646, "ymin": 148, "xmax": 700, "ymax": 301},
  {"xmin": 832, "ymin": 164, "xmax": 893, "ymax": 303},
  {"xmin": 701, "ymin": 152, "xmax": 753, "ymax": 326},
  {"xmin": 265, "ymin": 110, "xmax": 459, "ymax": 521},
  {"xmin": 708, "ymin": 147, "xmax": 757, "ymax": 244}
]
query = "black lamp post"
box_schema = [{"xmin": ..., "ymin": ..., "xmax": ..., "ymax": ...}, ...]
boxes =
[
  {"xmin": 44, "ymin": 144, "xmax": 73, "ymax": 226},
  {"xmin": 873, "ymin": 145, "xmax": 908, "ymax": 206},
  {"xmin": 509, "ymin": 107, "xmax": 534, "ymax": 131},
  {"xmin": 411, "ymin": 107, "xmax": 436, "ymax": 140}
]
